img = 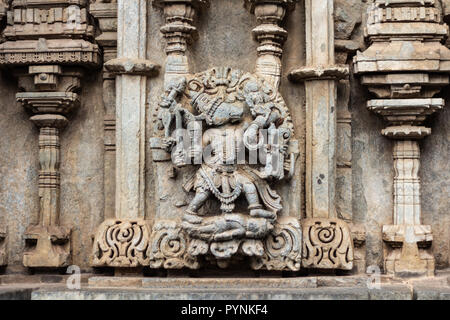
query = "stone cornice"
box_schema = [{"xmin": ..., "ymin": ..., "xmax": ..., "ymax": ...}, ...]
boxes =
[
  {"xmin": 288, "ymin": 65, "xmax": 349, "ymax": 82},
  {"xmin": 104, "ymin": 58, "xmax": 159, "ymax": 76}
]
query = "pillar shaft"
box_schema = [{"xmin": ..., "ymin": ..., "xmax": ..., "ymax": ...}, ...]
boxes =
[
  {"xmin": 37, "ymin": 126, "xmax": 63, "ymax": 227},
  {"xmin": 393, "ymin": 140, "xmax": 422, "ymax": 226},
  {"xmin": 304, "ymin": 0, "xmax": 337, "ymax": 219},
  {"xmin": 305, "ymin": 0, "xmax": 334, "ymax": 66},
  {"xmin": 305, "ymin": 79, "xmax": 337, "ymax": 218},
  {"xmin": 115, "ymin": 0, "xmax": 148, "ymax": 220}
]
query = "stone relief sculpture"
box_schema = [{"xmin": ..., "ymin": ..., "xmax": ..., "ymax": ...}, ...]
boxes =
[
  {"xmin": 0, "ymin": 0, "xmax": 447, "ymax": 295},
  {"xmin": 92, "ymin": 219, "xmax": 151, "ymax": 267},
  {"xmin": 302, "ymin": 218, "xmax": 353, "ymax": 270},
  {"xmin": 154, "ymin": 67, "xmax": 295, "ymax": 264},
  {"xmin": 149, "ymin": 220, "xmax": 200, "ymax": 269},
  {"xmin": 147, "ymin": 0, "xmax": 303, "ymax": 271}
]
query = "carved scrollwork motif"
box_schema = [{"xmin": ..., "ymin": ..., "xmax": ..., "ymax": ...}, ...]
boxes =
[
  {"xmin": 251, "ymin": 217, "xmax": 302, "ymax": 271},
  {"xmin": 302, "ymin": 218, "xmax": 353, "ymax": 270},
  {"xmin": 149, "ymin": 220, "xmax": 200, "ymax": 269},
  {"xmin": 92, "ymin": 219, "xmax": 150, "ymax": 267}
]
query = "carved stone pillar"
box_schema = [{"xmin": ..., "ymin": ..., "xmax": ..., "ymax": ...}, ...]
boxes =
[
  {"xmin": 16, "ymin": 70, "xmax": 85, "ymax": 268},
  {"xmin": 154, "ymin": 0, "xmax": 208, "ymax": 86},
  {"xmin": 0, "ymin": 0, "xmax": 100, "ymax": 268},
  {"xmin": 92, "ymin": 0, "xmax": 159, "ymax": 269},
  {"xmin": 288, "ymin": 0, "xmax": 353, "ymax": 270},
  {"xmin": 22, "ymin": 112, "xmax": 73, "ymax": 267},
  {"xmin": 354, "ymin": 0, "xmax": 450, "ymax": 277}
]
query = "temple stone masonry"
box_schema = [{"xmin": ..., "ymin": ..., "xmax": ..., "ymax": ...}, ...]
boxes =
[{"xmin": 0, "ymin": 0, "xmax": 448, "ymax": 300}]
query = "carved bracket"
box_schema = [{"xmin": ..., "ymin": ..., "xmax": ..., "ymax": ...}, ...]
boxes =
[
  {"xmin": 302, "ymin": 218, "xmax": 354, "ymax": 270},
  {"xmin": 251, "ymin": 217, "xmax": 302, "ymax": 271},
  {"xmin": 92, "ymin": 219, "xmax": 151, "ymax": 267}
]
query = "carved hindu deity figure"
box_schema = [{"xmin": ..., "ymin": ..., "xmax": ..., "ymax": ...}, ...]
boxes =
[{"xmin": 157, "ymin": 67, "xmax": 295, "ymax": 260}]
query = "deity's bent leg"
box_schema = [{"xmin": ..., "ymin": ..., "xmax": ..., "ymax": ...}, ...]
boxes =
[
  {"xmin": 185, "ymin": 189, "xmax": 211, "ymax": 217},
  {"xmin": 241, "ymin": 178, "xmax": 262, "ymax": 211}
]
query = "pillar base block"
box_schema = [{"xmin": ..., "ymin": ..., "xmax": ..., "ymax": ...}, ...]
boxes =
[
  {"xmin": 23, "ymin": 225, "xmax": 71, "ymax": 268},
  {"xmin": 383, "ymin": 225, "xmax": 434, "ymax": 277}
]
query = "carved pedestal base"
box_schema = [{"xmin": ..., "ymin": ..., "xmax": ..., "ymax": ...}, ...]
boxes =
[
  {"xmin": 23, "ymin": 225, "xmax": 70, "ymax": 268},
  {"xmin": 302, "ymin": 218, "xmax": 354, "ymax": 270},
  {"xmin": 181, "ymin": 212, "xmax": 274, "ymax": 261},
  {"xmin": 148, "ymin": 217, "xmax": 302, "ymax": 271},
  {"xmin": 0, "ymin": 226, "xmax": 6, "ymax": 266},
  {"xmin": 92, "ymin": 219, "xmax": 151, "ymax": 267},
  {"xmin": 383, "ymin": 225, "xmax": 434, "ymax": 277}
]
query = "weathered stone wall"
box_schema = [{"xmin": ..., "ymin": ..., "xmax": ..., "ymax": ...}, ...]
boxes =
[
  {"xmin": 0, "ymin": 0, "xmax": 448, "ymax": 273},
  {"xmin": 0, "ymin": 72, "xmax": 37, "ymax": 270}
]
